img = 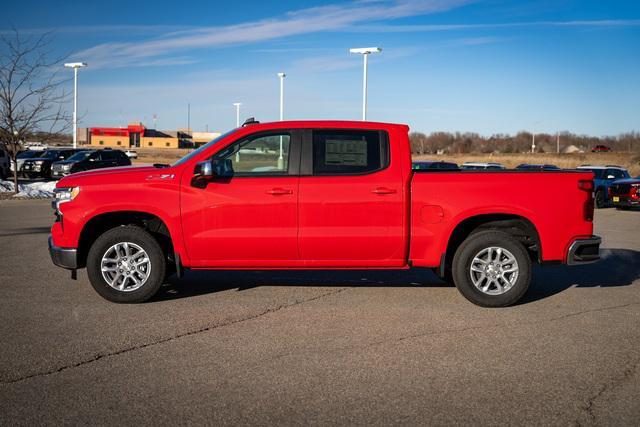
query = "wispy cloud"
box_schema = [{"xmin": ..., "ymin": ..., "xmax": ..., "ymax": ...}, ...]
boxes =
[
  {"xmin": 348, "ymin": 19, "xmax": 640, "ymax": 33},
  {"xmin": 0, "ymin": 25, "xmax": 194, "ymax": 36},
  {"xmin": 70, "ymin": 0, "xmax": 471, "ymax": 69}
]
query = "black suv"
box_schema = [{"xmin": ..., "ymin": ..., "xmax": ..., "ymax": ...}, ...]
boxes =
[
  {"xmin": 21, "ymin": 149, "xmax": 86, "ymax": 179},
  {"xmin": 51, "ymin": 149, "xmax": 131, "ymax": 178}
]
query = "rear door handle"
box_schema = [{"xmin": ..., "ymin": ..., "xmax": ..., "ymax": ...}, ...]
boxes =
[
  {"xmin": 266, "ymin": 188, "xmax": 293, "ymax": 195},
  {"xmin": 372, "ymin": 187, "xmax": 397, "ymax": 195}
]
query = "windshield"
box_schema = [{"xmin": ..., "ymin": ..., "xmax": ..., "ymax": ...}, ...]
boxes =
[
  {"xmin": 67, "ymin": 151, "xmax": 93, "ymax": 161},
  {"xmin": 17, "ymin": 151, "xmax": 42, "ymax": 159},
  {"xmin": 40, "ymin": 150, "xmax": 61, "ymax": 159},
  {"xmin": 172, "ymin": 129, "xmax": 237, "ymax": 167}
]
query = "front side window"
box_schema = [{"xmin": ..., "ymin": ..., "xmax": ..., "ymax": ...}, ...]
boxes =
[
  {"xmin": 214, "ymin": 133, "xmax": 291, "ymax": 175},
  {"xmin": 312, "ymin": 130, "xmax": 386, "ymax": 175}
]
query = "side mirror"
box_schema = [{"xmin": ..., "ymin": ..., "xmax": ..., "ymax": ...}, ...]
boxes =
[
  {"xmin": 192, "ymin": 160, "xmax": 214, "ymax": 188},
  {"xmin": 191, "ymin": 159, "xmax": 233, "ymax": 188}
]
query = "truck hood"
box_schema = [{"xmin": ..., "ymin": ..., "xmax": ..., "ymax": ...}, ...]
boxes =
[{"xmin": 56, "ymin": 165, "xmax": 174, "ymax": 187}]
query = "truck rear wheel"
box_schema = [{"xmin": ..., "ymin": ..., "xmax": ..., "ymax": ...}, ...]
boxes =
[
  {"xmin": 452, "ymin": 230, "xmax": 531, "ymax": 307},
  {"xmin": 86, "ymin": 225, "xmax": 166, "ymax": 303}
]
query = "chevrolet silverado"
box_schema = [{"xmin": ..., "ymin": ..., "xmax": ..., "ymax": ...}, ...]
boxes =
[{"xmin": 49, "ymin": 120, "xmax": 600, "ymax": 307}]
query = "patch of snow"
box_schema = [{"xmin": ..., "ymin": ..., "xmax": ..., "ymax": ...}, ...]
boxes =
[{"xmin": 0, "ymin": 180, "xmax": 56, "ymax": 198}]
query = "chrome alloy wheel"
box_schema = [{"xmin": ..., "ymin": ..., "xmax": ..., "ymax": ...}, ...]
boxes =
[
  {"xmin": 469, "ymin": 246, "xmax": 519, "ymax": 295},
  {"xmin": 100, "ymin": 242, "xmax": 151, "ymax": 292}
]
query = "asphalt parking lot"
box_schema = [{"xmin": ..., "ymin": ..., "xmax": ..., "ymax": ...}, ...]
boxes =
[{"xmin": 0, "ymin": 200, "xmax": 639, "ymax": 425}]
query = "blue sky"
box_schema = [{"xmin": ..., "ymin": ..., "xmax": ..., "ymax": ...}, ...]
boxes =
[{"xmin": 3, "ymin": 0, "xmax": 639, "ymax": 136}]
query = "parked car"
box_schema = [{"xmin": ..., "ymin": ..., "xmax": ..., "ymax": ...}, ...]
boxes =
[
  {"xmin": 124, "ymin": 150, "xmax": 138, "ymax": 159},
  {"xmin": 0, "ymin": 148, "xmax": 9, "ymax": 179},
  {"xmin": 51, "ymin": 149, "xmax": 131, "ymax": 179},
  {"xmin": 11, "ymin": 150, "xmax": 44, "ymax": 177},
  {"xmin": 412, "ymin": 161, "xmax": 459, "ymax": 170},
  {"xmin": 591, "ymin": 145, "xmax": 611, "ymax": 153},
  {"xmin": 49, "ymin": 120, "xmax": 600, "ymax": 307},
  {"xmin": 515, "ymin": 164, "xmax": 561, "ymax": 171},
  {"xmin": 576, "ymin": 165, "xmax": 630, "ymax": 208},
  {"xmin": 608, "ymin": 177, "xmax": 640, "ymax": 209},
  {"xmin": 460, "ymin": 162, "xmax": 506, "ymax": 170},
  {"xmin": 23, "ymin": 142, "xmax": 48, "ymax": 151},
  {"xmin": 21, "ymin": 149, "xmax": 86, "ymax": 179}
]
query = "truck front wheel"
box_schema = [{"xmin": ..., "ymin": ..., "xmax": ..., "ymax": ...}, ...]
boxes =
[
  {"xmin": 452, "ymin": 230, "xmax": 531, "ymax": 307},
  {"xmin": 86, "ymin": 225, "xmax": 166, "ymax": 303}
]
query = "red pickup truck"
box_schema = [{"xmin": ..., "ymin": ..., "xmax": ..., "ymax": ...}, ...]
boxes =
[{"xmin": 49, "ymin": 120, "xmax": 600, "ymax": 307}]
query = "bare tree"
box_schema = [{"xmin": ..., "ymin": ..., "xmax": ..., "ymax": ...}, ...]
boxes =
[{"xmin": 0, "ymin": 29, "xmax": 71, "ymax": 193}]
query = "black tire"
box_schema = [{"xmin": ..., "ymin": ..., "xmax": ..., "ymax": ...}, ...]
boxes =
[
  {"xmin": 452, "ymin": 230, "xmax": 532, "ymax": 307},
  {"xmin": 595, "ymin": 190, "xmax": 606, "ymax": 209},
  {"xmin": 86, "ymin": 225, "xmax": 166, "ymax": 303}
]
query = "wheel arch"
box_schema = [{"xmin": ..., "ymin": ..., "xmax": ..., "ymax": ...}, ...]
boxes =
[
  {"xmin": 442, "ymin": 213, "xmax": 542, "ymax": 276},
  {"xmin": 76, "ymin": 210, "xmax": 175, "ymax": 268}
]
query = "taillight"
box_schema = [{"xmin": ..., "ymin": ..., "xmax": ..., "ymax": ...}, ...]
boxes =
[
  {"xmin": 633, "ymin": 184, "xmax": 640, "ymax": 200},
  {"xmin": 578, "ymin": 180, "xmax": 594, "ymax": 192},
  {"xmin": 578, "ymin": 179, "xmax": 594, "ymax": 222}
]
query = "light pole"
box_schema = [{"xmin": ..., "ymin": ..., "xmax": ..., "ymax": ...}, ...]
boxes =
[
  {"xmin": 233, "ymin": 102, "xmax": 242, "ymax": 127},
  {"xmin": 233, "ymin": 102, "xmax": 242, "ymax": 163},
  {"xmin": 277, "ymin": 72, "xmax": 286, "ymax": 170},
  {"xmin": 531, "ymin": 121, "xmax": 541, "ymax": 153},
  {"xmin": 64, "ymin": 62, "xmax": 87, "ymax": 149},
  {"xmin": 349, "ymin": 47, "xmax": 381, "ymax": 121}
]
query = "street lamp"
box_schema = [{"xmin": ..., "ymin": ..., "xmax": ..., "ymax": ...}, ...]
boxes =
[
  {"xmin": 531, "ymin": 121, "xmax": 541, "ymax": 153},
  {"xmin": 64, "ymin": 62, "xmax": 87, "ymax": 149},
  {"xmin": 233, "ymin": 102, "xmax": 242, "ymax": 163},
  {"xmin": 277, "ymin": 72, "xmax": 286, "ymax": 170},
  {"xmin": 233, "ymin": 102, "xmax": 242, "ymax": 127},
  {"xmin": 349, "ymin": 47, "xmax": 381, "ymax": 121}
]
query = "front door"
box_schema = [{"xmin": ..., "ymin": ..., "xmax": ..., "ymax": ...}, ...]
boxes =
[
  {"xmin": 181, "ymin": 130, "xmax": 302, "ymax": 267},
  {"xmin": 298, "ymin": 129, "xmax": 406, "ymax": 267}
]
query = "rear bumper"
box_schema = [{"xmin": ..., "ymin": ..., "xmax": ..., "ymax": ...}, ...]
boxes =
[
  {"xmin": 611, "ymin": 198, "xmax": 640, "ymax": 207},
  {"xmin": 48, "ymin": 236, "xmax": 78, "ymax": 270},
  {"xmin": 567, "ymin": 236, "xmax": 601, "ymax": 265}
]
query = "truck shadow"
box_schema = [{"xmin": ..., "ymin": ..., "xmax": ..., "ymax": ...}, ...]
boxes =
[
  {"xmin": 153, "ymin": 248, "xmax": 640, "ymax": 304},
  {"xmin": 522, "ymin": 248, "xmax": 640, "ymax": 304}
]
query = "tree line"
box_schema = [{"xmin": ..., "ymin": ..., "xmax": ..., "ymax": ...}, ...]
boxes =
[{"xmin": 409, "ymin": 131, "xmax": 640, "ymax": 155}]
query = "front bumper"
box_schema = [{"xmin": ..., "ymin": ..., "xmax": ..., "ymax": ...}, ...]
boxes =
[
  {"xmin": 48, "ymin": 236, "xmax": 78, "ymax": 270},
  {"xmin": 51, "ymin": 170, "xmax": 71, "ymax": 179},
  {"xmin": 567, "ymin": 236, "xmax": 601, "ymax": 265}
]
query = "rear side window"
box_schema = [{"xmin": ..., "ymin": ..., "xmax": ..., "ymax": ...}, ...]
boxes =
[
  {"xmin": 312, "ymin": 130, "xmax": 387, "ymax": 175},
  {"xmin": 101, "ymin": 151, "xmax": 116, "ymax": 160}
]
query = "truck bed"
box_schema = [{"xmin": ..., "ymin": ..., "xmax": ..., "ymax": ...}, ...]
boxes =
[{"xmin": 408, "ymin": 170, "xmax": 594, "ymax": 267}]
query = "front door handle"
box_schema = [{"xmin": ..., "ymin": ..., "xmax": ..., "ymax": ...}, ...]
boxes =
[
  {"xmin": 372, "ymin": 187, "xmax": 397, "ymax": 195},
  {"xmin": 266, "ymin": 188, "xmax": 293, "ymax": 195}
]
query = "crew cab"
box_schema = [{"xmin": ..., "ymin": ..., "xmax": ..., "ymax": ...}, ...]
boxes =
[{"xmin": 49, "ymin": 120, "xmax": 600, "ymax": 307}]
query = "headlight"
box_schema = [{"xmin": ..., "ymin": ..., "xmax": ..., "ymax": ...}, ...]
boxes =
[
  {"xmin": 35, "ymin": 160, "xmax": 44, "ymax": 165},
  {"xmin": 62, "ymin": 164, "xmax": 71, "ymax": 170},
  {"xmin": 53, "ymin": 187, "xmax": 80, "ymax": 204}
]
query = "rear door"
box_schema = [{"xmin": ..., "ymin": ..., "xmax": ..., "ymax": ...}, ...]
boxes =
[{"xmin": 297, "ymin": 129, "xmax": 405, "ymax": 267}]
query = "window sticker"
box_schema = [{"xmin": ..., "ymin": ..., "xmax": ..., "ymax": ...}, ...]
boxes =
[{"xmin": 325, "ymin": 139, "xmax": 367, "ymax": 166}]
